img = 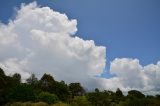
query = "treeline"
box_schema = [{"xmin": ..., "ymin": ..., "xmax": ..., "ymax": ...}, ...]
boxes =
[{"xmin": 0, "ymin": 67, "xmax": 160, "ymax": 106}]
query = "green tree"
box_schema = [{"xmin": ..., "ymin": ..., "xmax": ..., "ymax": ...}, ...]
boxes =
[
  {"xmin": 7, "ymin": 84, "xmax": 36, "ymax": 102},
  {"xmin": 95, "ymin": 88, "xmax": 99, "ymax": 93},
  {"xmin": 69, "ymin": 83, "xmax": 85, "ymax": 98},
  {"xmin": 0, "ymin": 68, "xmax": 6, "ymax": 105},
  {"xmin": 26, "ymin": 74, "xmax": 38, "ymax": 86},
  {"xmin": 0, "ymin": 68, "xmax": 6, "ymax": 89},
  {"xmin": 128, "ymin": 90, "xmax": 145, "ymax": 98},
  {"xmin": 53, "ymin": 81, "xmax": 70, "ymax": 101},
  {"xmin": 116, "ymin": 88, "xmax": 123, "ymax": 97},
  {"xmin": 40, "ymin": 73, "xmax": 55, "ymax": 93},
  {"xmin": 12, "ymin": 73, "xmax": 21, "ymax": 84},
  {"xmin": 86, "ymin": 90, "xmax": 111, "ymax": 106},
  {"xmin": 0, "ymin": 67, "xmax": 5, "ymax": 77}
]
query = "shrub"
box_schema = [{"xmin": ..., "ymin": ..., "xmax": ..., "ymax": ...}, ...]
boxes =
[
  {"xmin": 70, "ymin": 96, "xmax": 91, "ymax": 106},
  {"xmin": 5, "ymin": 102, "xmax": 32, "ymax": 106},
  {"xmin": 37, "ymin": 92, "xmax": 58, "ymax": 104},
  {"xmin": 5, "ymin": 102, "xmax": 49, "ymax": 106},
  {"xmin": 52, "ymin": 102, "xmax": 70, "ymax": 106},
  {"xmin": 34, "ymin": 102, "xmax": 49, "ymax": 106},
  {"xmin": 7, "ymin": 84, "xmax": 36, "ymax": 102}
]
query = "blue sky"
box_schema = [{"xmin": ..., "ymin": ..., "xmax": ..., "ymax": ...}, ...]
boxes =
[
  {"xmin": 0, "ymin": 0, "xmax": 160, "ymax": 66},
  {"xmin": 0, "ymin": 0, "xmax": 160, "ymax": 69}
]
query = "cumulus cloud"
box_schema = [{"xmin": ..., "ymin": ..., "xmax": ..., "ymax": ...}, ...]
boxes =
[
  {"xmin": 0, "ymin": 2, "xmax": 160, "ymax": 94},
  {"xmin": 0, "ymin": 2, "xmax": 106, "ymax": 89},
  {"xmin": 106, "ymin": 58, "xmax": 160, "ymax": 94},
  {"xmin": 110, "ymin": 58, "xmax": 145, "ymax": 89}
]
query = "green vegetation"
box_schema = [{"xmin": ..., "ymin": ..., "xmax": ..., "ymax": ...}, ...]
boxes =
[
  {"xmin": 37, "ymin": 92, "xmax": 58, "ymax": 104},
  {"xmin": 0, "ymin": 67, "xmax": 160, "ymax": 106}
]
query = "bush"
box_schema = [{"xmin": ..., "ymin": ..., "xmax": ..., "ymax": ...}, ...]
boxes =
[
  {"xmin": 128, "ymin": 90, "xmax": 145, "ymax": 98},
  {"xmin": 34, "ymin": 102, "xmax": 49, "ymax": 106},
  {"xmin": 5, "ymin": 102, "xmax": 49, "ymax": 106},
  {"xmin": 7, "ymin": 84, "xmax": 36, "ymax": 102},
  {"xmin": 37, "ymin": 92, "xmax": 58, "ymax": 104},
  {"xmin": 52, "ymin": 102, "xmax": 70, "ymax": 106},
  {"xmin": 5, "ymin": 102, "xmax": 32, "ymax": 106},
  {"xmin": 70, "ymin": 96, "xmax": 91, "ymax": 106}
]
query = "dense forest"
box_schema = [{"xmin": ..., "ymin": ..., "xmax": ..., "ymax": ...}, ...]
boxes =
[{"xmin": 0, "ymin": 67, "xmax": 160, "ymax": 106}]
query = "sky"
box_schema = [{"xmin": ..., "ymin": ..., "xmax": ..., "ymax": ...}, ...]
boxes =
[{"xmin": 0, "ymin": 0, "xmax": 160, "ymax": 94}]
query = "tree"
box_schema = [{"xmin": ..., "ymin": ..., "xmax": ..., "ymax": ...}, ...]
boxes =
[
  {"xmin": 12, "ymin": 73, "xmax": 21, "ymax": 84},
  {"xmin": 86, "ymin": 90, "xmax": 111, "ymax": 106},
  {"xmin": 128, "ymin": 90, "xmax": 145, "ymax": 98},
  {"xmin": 53, "ymin": 81, "xmax": 70, "ymax": 101},
  {"xmin": 69, "ymin": 83, "xmax": 85, "ymax": 98},
  {"xmin": 95, "ymin": 88, "xmax": 99, "ymax": 93},
  {"xmin": 0, "ymin": 77, "xmax": 6, "ymax": 89},
  {"xmin": 0, "ymin": 68, "xmax": 5, "ymax": 77},
  {"xmin": 156, "ymin": 94, "xmax": 160, "ymax": 98},
  {"xmin": 0, "ymin": 68, "xmax": 7, "ymax": 105},
  {"xmin": 116, "ymin": 88, "xmax": 123, "ymax": 97},
  {"xmin": 40, "ymin": 73, "xmax": 55, "ymax": 92},
  {"xmin": 0, "ymin": 68, "xmax": 6, "ymax": 89},
  {"xmin": 7, "ymin": 84, "xmax": 36, "ymax": 102},
  {"xmin": 26, "ymin": 74, "xmax": 38, "ymax": 85}
]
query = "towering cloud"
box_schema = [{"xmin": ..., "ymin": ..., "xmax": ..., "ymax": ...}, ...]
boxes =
[{"xmin": 0, "ymin": 2, "xmax": 106, "ymax": 88}]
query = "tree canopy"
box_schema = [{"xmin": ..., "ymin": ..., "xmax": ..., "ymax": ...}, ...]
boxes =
[{"xmin": 0, "ymin": 67, "xmax": 160, "ymax": 106}]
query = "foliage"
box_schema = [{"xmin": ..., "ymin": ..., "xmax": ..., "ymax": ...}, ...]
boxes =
[
  {"xmin": 0, "ymin": 68, "xmax": 6, "ymax": 89},
  {"xmin": 69, "ymin": 83, "xmax": 85, "ymax": 98},
  {"xmin": 37, "ymin": 92, "xmax": 58, "ymax": 104},
  {"xmin": 86, "ymin": 90, "xmax": 113, "ymax": 106},
  {"xmin": 6, "ymin": 84, "xmax": 36, "ymax": 102},
  {"xmin": 26, "ymin": 74, "xmax": 38, "ymax": 85},
  {"xmin": 5, "ymin": 102, "xmax": 49, "ymax": 106},
  {"xmin": 70, "ymin": 96, "xmax": 91, "ymax": 106},
  {"xmin": 53, "ymin": 81, "xmax": 70, "ymax": 101},
  {"xmin": 0, "ymin": 67, "xmax": 5, "ymax": 77},
  {"xmin": 0, "ymin": 67, "xmax": 160, "ymax": 106},
  {"xmin": 52, "ymin": 102, "xmax": 70, "ymax": 106},
  {"xmin": 39, "ymin": 73, "xmax": 56, "ymax": 93},
  {"xmin": 12, "ymin": 73, "xmax": 21, "ymax": 84},
  {"xmin": 116, "ymin": 88, "xmax": 123, "ymax": 97},
  {"xmin": 127, "ymin": 90, "xmax": 145, "ymax": 98}
]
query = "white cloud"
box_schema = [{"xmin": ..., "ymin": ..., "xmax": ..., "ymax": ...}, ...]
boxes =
[
  {"xmin": 0, "ymin": 58, "xmax": 30, "ymax": 81},
  {"xmin": 110, "ymin": 58, "xmax": 145, "ymax": 89},
  {"xmin": 107, "ymin": 58, "xmax": 160, "ymax": 94},
  {"xmin": 0, "ymin": 2, "xmax": 106, "ymax": 89},
  {"xmin": 143, "ymin": 62, "xmax": 160, "ymax": 91}
]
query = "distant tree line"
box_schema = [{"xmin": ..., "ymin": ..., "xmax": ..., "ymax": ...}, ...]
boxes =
[{"xmin": 0, "ymin": 67, "xmax": 160, "ymax": 106}]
